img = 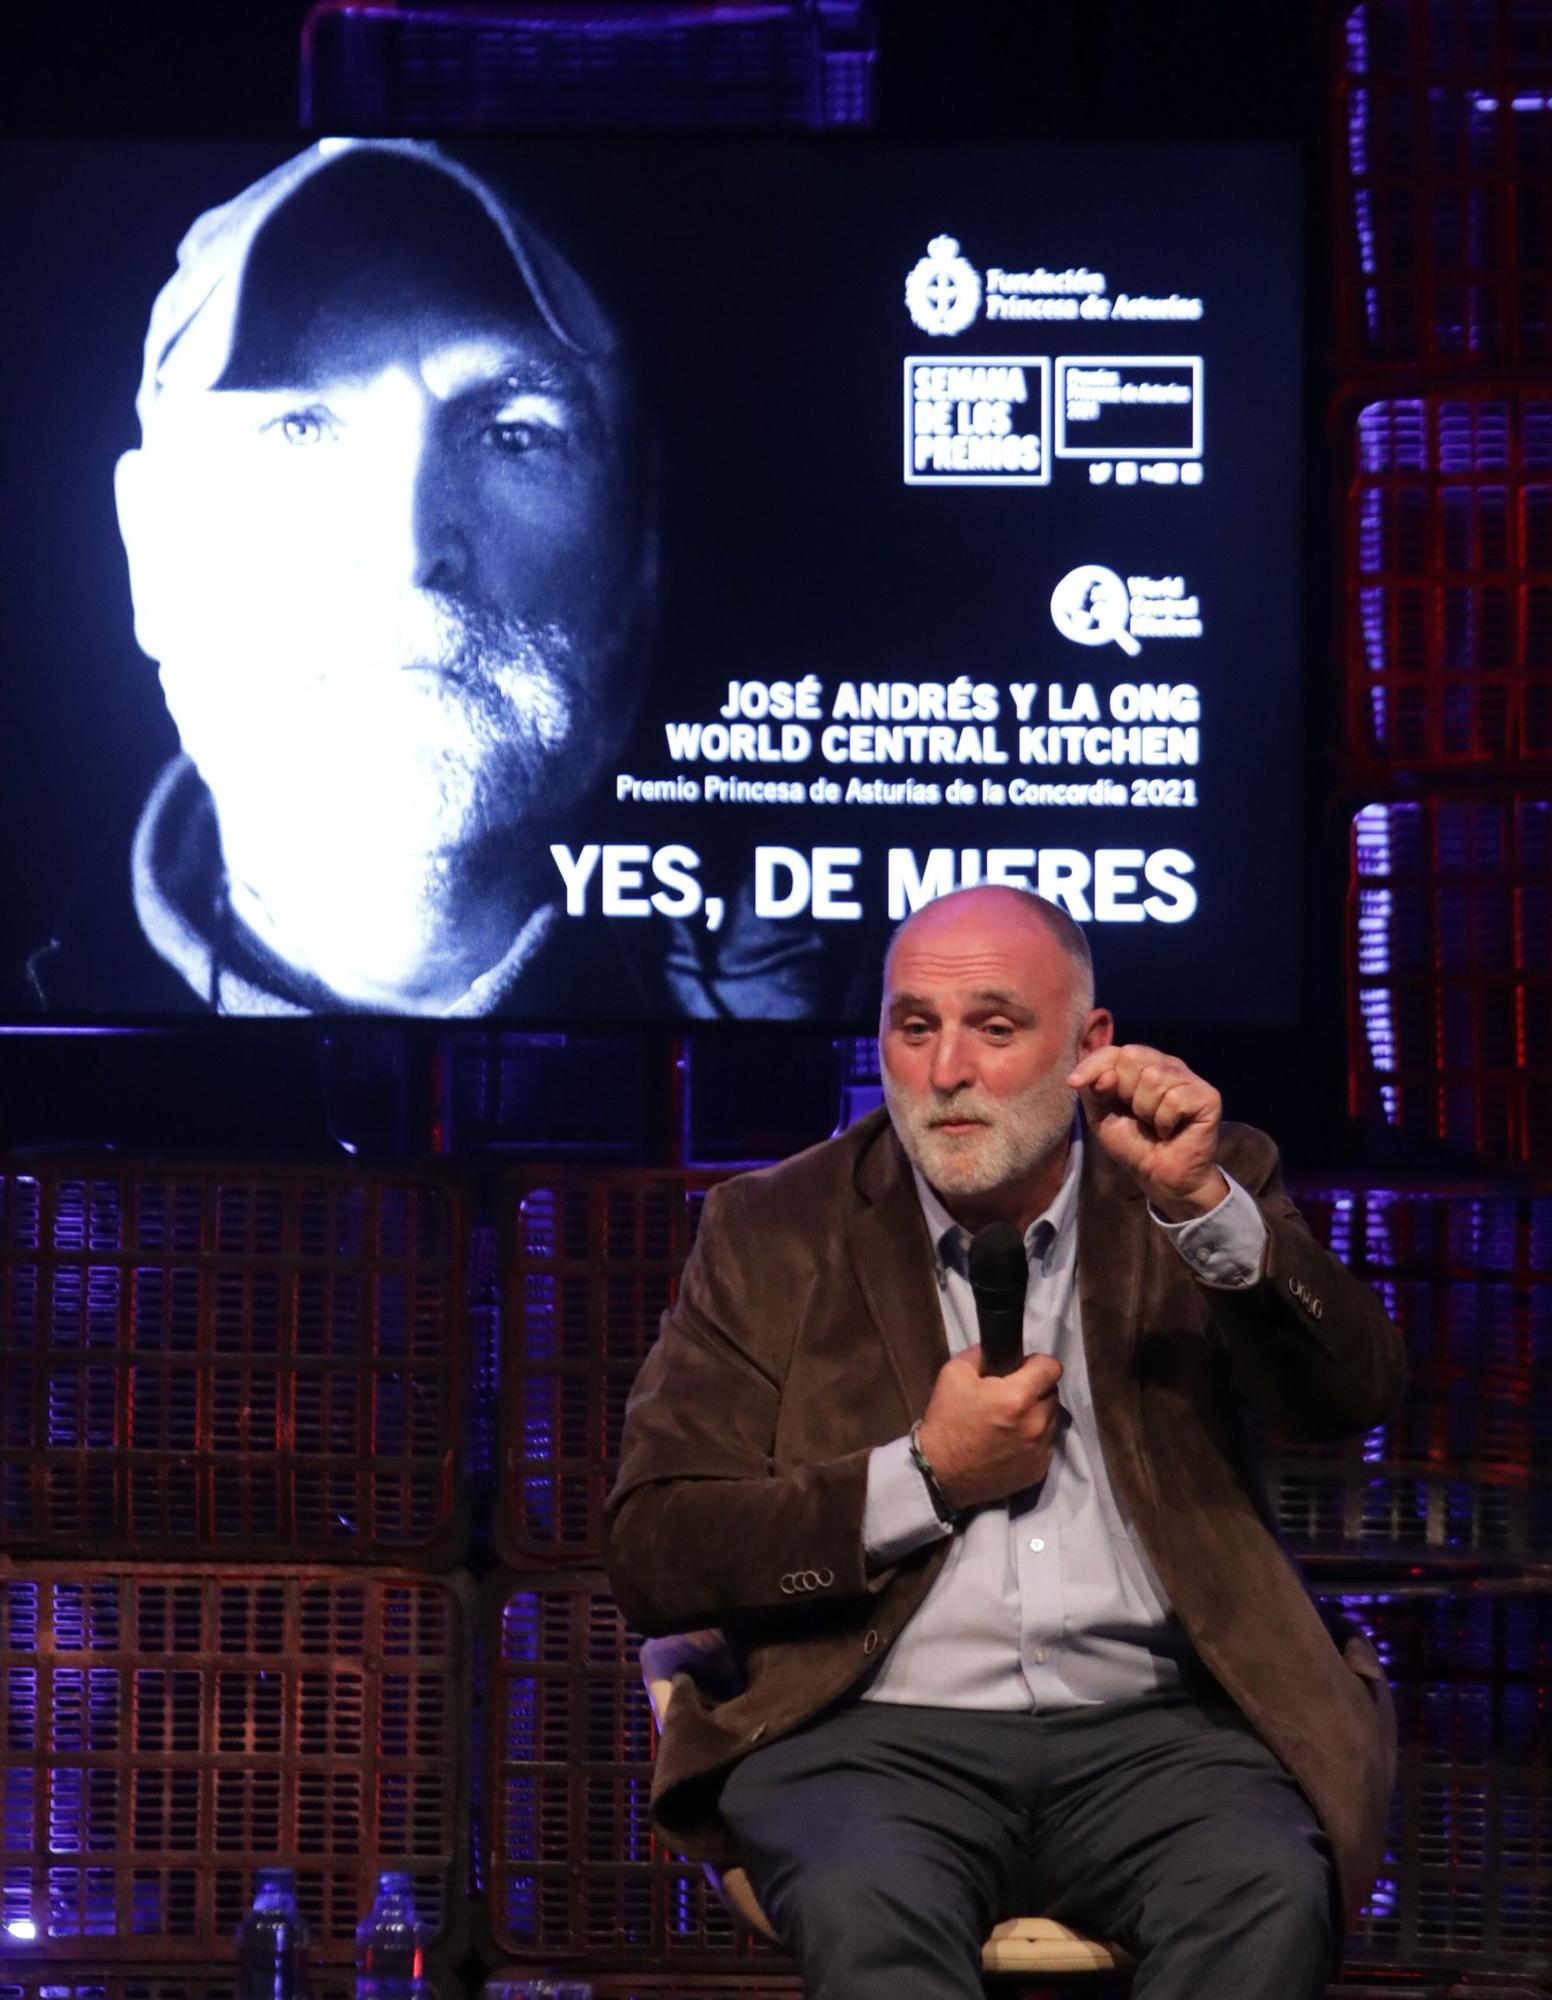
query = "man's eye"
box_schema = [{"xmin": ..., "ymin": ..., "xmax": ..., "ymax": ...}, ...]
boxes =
[
  {"xmin": 485, "ymin": 418, "xmax": 564, "ymax": 456},
  {"xmin": 899, "ymin": 1020, "xmax": 932, "ymax": 1041},
  {"xmin": 982, "ymin": 1022, "xmax": 1015, "ymax": 1041},
  {"xmin": 264, "ymin": 408, "xmax": 334, "ymax": 447},
  {"xmin": 482, "ymin": 387, "xmax": 573, "ymax": 457}
]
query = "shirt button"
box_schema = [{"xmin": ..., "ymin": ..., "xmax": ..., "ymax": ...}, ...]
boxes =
[
  {"xmin": 1028, "ymin": 1537, "xmax": 1045, "ymax": 1552},
  {"xmin": 1033, "ymin": 1647, "xmax": 1046, "ymax": 1664}
]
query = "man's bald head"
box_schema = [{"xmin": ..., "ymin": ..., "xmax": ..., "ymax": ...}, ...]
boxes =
[{"xmin": 884, "ymin": 886, "xmax": 1095, "ymax": 1033}]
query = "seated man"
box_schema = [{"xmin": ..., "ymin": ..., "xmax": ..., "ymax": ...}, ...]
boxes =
[{"xmin": 606, "ymin": 883, "xmax": 1403, "ymax": 2000}]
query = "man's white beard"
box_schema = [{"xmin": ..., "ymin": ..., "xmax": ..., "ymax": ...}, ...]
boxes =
[
  {"xmin": 882, "ymin": 1051, "xmax": 1077, "ymax": 1202},
  {"xmin": 160, "ymin": 598, "xmax": 619, "ymax": 1006}
]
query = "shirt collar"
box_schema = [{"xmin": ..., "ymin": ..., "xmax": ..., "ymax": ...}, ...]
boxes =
[{"xmin": 910, "ymin": 1118, "xmax": 1084, "ymax": 1287}]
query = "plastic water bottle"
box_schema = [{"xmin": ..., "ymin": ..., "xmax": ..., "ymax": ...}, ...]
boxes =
[
  {"xmin": 355, "ymin": 1872, "xmax": 424, "ymax": 2000},
  {"xmin": 237, "ymin": 1868, "xmax": 308, "ymax": 2000}
]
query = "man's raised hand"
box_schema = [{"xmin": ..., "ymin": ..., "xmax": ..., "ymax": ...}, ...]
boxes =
[{"xmin": 1066, "ymin": 1043, "xmax": 1228, "ymax": 1221}]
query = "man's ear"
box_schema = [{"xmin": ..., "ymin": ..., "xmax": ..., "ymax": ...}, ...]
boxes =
[
  {"xmin": 114, "ymin": 446, "xmax": 166, "ymax": 662},
  {"xmin": 1079, "ymin": 1006, "xmax": 1114, "ymax": 1057}
]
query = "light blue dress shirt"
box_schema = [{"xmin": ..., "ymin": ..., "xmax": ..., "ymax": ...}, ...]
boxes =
[{"xmin": 861, "ymin": 1133, "xmax": 1268, "ymax": 1709}]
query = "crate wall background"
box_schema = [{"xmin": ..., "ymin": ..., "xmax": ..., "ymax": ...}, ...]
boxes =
[
  {"xmin": 0, "ymin": 1163, "xmax": 466, "ymax": 1566},
  {"xmin": 0, "ymin": 1565, "xmax": 467, "ymax": 1961},
  {"xmin": 1338, "ymin": 4, "xmax": 1552, "ymax": 1177},
  {"xmin": 1340, "ymin": 1, "xmax": 1552, "ymax": 366},
  {"xmin": 0, "ymin": 1160, "xmax": 472, "ymax": 1983},
  {"xmin": 495, "ymin": 1170, "xmax": 723, "ymax": 1569},
  {"xmin": 1269, "ymin": 1178, "xmax": 1552, "ymax": 1563},
  {"xmin": 10, "ymin": 1149, "xmax": 1548, "ymax": 1987}
]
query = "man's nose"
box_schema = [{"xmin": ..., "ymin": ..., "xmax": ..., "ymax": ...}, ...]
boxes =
[
  {"xmin": 410, "ymin": 444, "xmax": 476, "ymax": 595},
  {"xmin": 347, "ymin": 373, "xmax": 477, "ymax": 595},
  {"xmin": 928, "ymin": 1027, "xmax": 977, "ymax": 1094}
]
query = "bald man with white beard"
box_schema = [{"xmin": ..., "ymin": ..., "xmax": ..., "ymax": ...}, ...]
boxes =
[{"xmin": 608, "ymin": 884, "xmax": 1405, "ymax": 2000}]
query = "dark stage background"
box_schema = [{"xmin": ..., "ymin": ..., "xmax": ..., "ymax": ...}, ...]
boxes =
[{"xmin": 0, "ymin": 6, "xmax": 1548, "ymax": 2000}]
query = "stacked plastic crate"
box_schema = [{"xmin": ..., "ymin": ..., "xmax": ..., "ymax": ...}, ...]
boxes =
[
  {"xmin": 0, "ymin": 1161, "xmax": 470, "ymax": 2000},
  {"xmin": 299, "ymin": 2, "xmax": 877, "ymax": 134},
  {"xmin": 1326, "ymin": 0, "xmax": 1552, "ymax": 1986},
  {"xmin": 484, "ymin": 1168, "xmax": 798, "ymax": 1996},
  {"xmin": 1340, "ymin": 0, "xmax": 1552, "ymax": 1158},
  {"xmin": 1277, "ymin": 1177, "xmax": 1552, "ymax": 1979}
]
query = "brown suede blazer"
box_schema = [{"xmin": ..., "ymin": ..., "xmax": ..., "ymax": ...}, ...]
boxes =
[{"xmin": 605, "ymin": 1108, "xmax": 1405, "ymax": 1932}]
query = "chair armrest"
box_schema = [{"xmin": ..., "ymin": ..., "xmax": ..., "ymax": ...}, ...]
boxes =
[{"xmin": 638, "ymin": 1626, "xmax": 744, "ymax": 1725}]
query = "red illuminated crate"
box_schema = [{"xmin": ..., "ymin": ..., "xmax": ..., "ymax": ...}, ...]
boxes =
[
  {"xmin": 0, "ymin": 1564, "xmax": 467, "ymax": 1961},
  {"xmin": 1331, "ymin": 1990, "xmax": 1546, "ymax": 1999},
  {"xmin": 495, "ymin": 1171, "xmax": 727, "ymax": 1567},
  {"xmin": 483, "ymin": 1571, "xmax": 776, "ymax": 1969},
  {"xmin": 1276, "ymin": 1178, "xmax": 1552, "ymax": 1564},
  {"xmin": 0, "ymin": 1160, "xmax": 466, "ymax": 1565},
  {"xmin": 1338, "ymin": 2, "xmax": 1552, "ymax": 364},
  {"xmin": 1347, "ymin": 795, "xmax": 1552, "ymax": 1164},
  {"xmin": 1341, "ymin": 392, "xmax": 1552, "ymax": 772},
  {"xmin": 1331, "ymin": 1583, "xmax": 1552, "ymax": 1975}
]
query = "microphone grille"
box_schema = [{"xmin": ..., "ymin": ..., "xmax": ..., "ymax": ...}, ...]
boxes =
[{"xmin": 968, "ymin": 1220, "xmax": 1027, "ymax": 1294}]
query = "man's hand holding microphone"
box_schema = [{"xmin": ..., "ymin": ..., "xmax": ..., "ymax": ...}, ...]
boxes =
[{"xmin": 915, "ymin": 1042, "xmax": 1225, "ymax": 1515}]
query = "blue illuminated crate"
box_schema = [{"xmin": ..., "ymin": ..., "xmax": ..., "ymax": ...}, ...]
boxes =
[
  {"xmin": 0, "ymin": 1974, "xmax": 460, "ymax": 2000},
  {"xmin": 1346, "ymin": 796, "xmax": 1552, "ymax": 1165},
  {"xmin": 483, "ymin": 1571, "xmax": 769, "ymax": 1968},
  {"xmin": 0, "ymin": 1975, "xmax": 361, "ymax": 2000},
  {"xmin": 299, "ymin": 1, "xmax": 876, "ymax": 132},
  {"xmin": 1340, "ymin": 2, "xmax": 1552, "ymax": 363},
  {"xmin": 1327, "ymin": 1583, "xmax": 1552, "ymax": 1976},
  {"xmin": 1341, "ymin": 393, "xmax": 1552, "ymax": 773},
  {"xmin": 1277, "ymin": 1177, "xmax": 1552, "ymax": 1564},
  {"xmin": 0, "ymin": 1565, "xmax": 468, "ymax": 1962},
  {"xmin": 441, "ymin": 1032, "xmax": 650, "ymax": 1160},
  {"xmin": 0, "ymin": 1160, "xmax": 466, "ymax": 1565},
  {"xmin": 495, "ymin": 1171, "xmax": 725, "ymax": 1567}
]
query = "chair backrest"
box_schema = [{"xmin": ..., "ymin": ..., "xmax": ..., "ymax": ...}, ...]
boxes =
[
  {"xmin": 644, "ymin": 1669, "xmax": 674, "ymax": 1727},
  {"xmin": 637, "ymin": 1631, "xmax": 783, "ymax": 1944}
]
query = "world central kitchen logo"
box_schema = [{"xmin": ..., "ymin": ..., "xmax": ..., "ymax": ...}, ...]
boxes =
[{"xmin": 904, "ymin": 237, "xmax": 1108, "ymax": 335}]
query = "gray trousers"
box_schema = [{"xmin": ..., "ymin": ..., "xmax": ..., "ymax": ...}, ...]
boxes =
[{"xmin": 719, "ymin": 1689, "xmax": 1339, "ymax": 2000}]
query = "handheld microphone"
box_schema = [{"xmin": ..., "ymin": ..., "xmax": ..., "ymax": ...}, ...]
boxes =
[{"xmin": 968, "ymin": 1222, "xmax": 1028, "ymax": 1376}]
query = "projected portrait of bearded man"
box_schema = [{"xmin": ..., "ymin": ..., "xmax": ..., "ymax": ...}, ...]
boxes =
[{"xmin": 113, "ymin": 138, "xmax": 657, "ymax": 1017}]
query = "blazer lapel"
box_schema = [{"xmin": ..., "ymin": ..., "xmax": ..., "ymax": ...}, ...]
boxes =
[{"xmin": 846, "ymin": 1117, "xmax": 950, "ymax": 1424}]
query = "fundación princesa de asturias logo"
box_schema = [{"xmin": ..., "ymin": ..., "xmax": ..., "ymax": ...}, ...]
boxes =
[{"xmin": 905, "ymin": 236, "xmax": 983, "ymax": 336}]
